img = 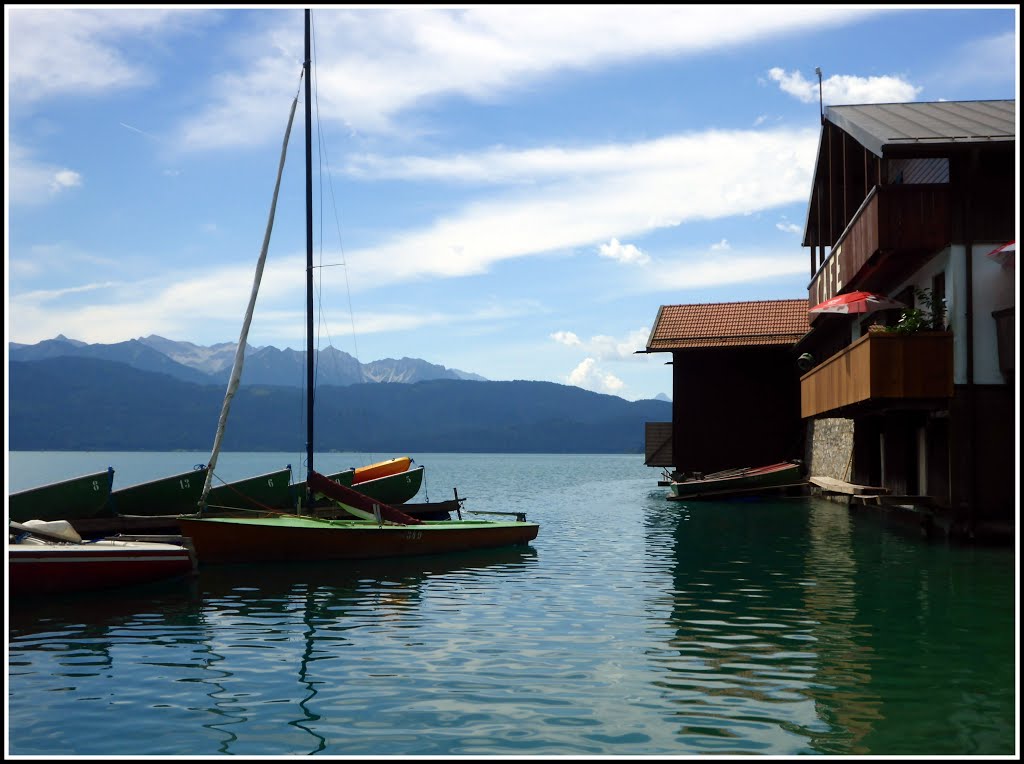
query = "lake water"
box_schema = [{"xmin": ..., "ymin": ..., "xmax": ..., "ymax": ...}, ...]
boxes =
[{"xmin": 6, "ymin": 452, "xmax": 1018, "ymax": 756}]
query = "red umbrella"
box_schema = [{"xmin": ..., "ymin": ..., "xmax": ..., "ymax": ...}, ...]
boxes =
[
  {"xmin": 986, "ymin": 241, "xmax": 1015, "ymax": 268},
  {"xmin": 809, "ymin": 291, "xmax": 906, "ymax": 314}
]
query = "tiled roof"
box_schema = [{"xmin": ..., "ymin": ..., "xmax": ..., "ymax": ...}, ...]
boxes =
[{"xmin": 646, "ymin": 299, "xmax": 809, "ymax": 351}]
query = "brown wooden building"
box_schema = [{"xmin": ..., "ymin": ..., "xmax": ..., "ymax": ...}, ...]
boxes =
[
  {"xmin": 642, "ymin": 299, "xmax": 810, "ymax": 478},
  {"xmin": 796, "ymin": 99, "xmax": 1016, "ymax": 539}
]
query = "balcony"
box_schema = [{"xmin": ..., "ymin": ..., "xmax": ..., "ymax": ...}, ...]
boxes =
[
  {"xmin": 808, "ymin": 184, "xmax": 952, "ymax": 314},
  {"xmin": 800, "ymin": 330, "xmax": 953, "ymax": 418}
]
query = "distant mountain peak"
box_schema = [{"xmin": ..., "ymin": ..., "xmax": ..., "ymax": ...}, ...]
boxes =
[
  {"xmin": 52, "ymin": 334, "xmax": 87, "ymax": 347},
  {"xmin": 12, "ymin": 335, "xmax": 490, "ymax": 388}
]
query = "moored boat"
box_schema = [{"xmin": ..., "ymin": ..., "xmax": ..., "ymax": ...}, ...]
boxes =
[
  {"xmin": 205, "ymin": 466, "xmax": 294, "ymax": 512},
  {"xmin": 179, "ymin": 10, "xmax": 539, "ymax": 566},
  {"xmin": 109, "ymin": 465, "xmax": 209, "ymax": 516},
  {"xmin": 353, "ymin": 456, "xmax": 412, "ymax": 483},
  {"xmin": 8, "ymin": 520, "xmax": 196, "ymax": 596},
  {"xmin": 293, "ymin": 463, "xmax": 425, "ymax": 509},
  {"xmin": 668, "ymin": 461, "xmax": 805, "ymax": 501},
  {"xmin": 8, "ymin": 468, "xmax": 115, "ymax": 523}
]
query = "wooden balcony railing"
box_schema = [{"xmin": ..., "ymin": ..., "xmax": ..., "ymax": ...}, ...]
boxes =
[
  {"xmin": 800, "ymin": 330, "xmax": 953, "ymax": 418},
  {"xmin": 809, "ymin": 184, "xmax": 952, "ymax": 313}
]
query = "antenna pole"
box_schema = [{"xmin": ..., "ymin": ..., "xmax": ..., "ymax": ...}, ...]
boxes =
[{"xmin": 815, "ymin": 67, "xmax": 823, "ymax": 124}]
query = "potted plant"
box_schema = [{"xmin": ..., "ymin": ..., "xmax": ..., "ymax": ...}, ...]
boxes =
[{"xmin": 884, "ymin": 287, "xmax": 948, "ymax": 335}]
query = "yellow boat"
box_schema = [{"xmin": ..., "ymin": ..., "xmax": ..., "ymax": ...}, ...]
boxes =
[{"xmin": 353, "ymin": 456, "xmax": 411, "ymax": 484}]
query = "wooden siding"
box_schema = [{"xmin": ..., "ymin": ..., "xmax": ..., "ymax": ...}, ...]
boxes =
[
  {"xmin": 644, "ymin": 421, "xmax": 673, "ymax": 467},
  {"xmin": 672, "ymin": 346, "xmax": 804, "ymax": 474},
  {"xmin": 808, "ymin": 184, "xmax": 952, "ymax": 314},
  {"xmin": 800, "ymin": 331, "xmax": 953, "ymax": 418}
]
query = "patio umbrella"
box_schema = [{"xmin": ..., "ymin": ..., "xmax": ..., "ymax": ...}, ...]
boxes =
[
  {"xmin": 809, "ymin": 291, "xmax": 906, "ymax": 314},
  {"xmin": 986, "ymin": 240, "xmax": 1015, "ymax": 268}
]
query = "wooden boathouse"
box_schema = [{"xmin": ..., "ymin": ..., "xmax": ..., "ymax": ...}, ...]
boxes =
[
  {"xmin": 796, "ymin": 99, "xmax": 1015, "ymax": 542},
  {"xmin": 641, "ymin": 299, "xmax": 810, "ymax": 479}
]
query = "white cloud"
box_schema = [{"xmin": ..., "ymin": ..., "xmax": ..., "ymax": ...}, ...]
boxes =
[
  {"xmin": 330, "ymin": 126, "xmax": 819, "ymax": 287},
  {"xmin": 566, "ymin": 357, "xmax": 625, "ymax": 395},
  {"xmin": 550, "ymin": 331, "xmax": 582, "ymax": 346},
  {"xmin": 5, "ymin": 6, "xmax": 878, "ymax": 155},
  {"xmin": 8, "ymin": 143, "xmax": 83, "ymax": 205},
  {"xmin": 767, "ymin": 67, "xmax": 922, "ymax": 104},
  {"xmin": 710, "ymin": 239, "xmax": 731, "ymax": 251},
  {"xmin": 552, "ymin": 328, "xmax": 650, "ymax": 360},
  {"xmin": 776, "ymin": 221, "xmax": 801, "ymax": 234},
  {"xmin": 6, "ymin": 8, "xmax": 202, "ymax": 105},
  {"xmin": 599, "ymin": 238, "xmax": 650, "ymax": 265},
  {"xmin": 172, "ymin": 6, "xmax": 874, "ymax": 150},
  {"xmin": 51, "ymin": 170, "xmax": 82, "ymax": 192}
]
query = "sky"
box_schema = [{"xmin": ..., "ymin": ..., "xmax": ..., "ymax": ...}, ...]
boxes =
[{"xmin": 5, "ymin": 5, "xmax": 1019, "ymax": 402}]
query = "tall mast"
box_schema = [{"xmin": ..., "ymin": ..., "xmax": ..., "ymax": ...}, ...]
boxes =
[{"xmin": 304, "ymin": 8, "xmax": 315, "ymax": 503}]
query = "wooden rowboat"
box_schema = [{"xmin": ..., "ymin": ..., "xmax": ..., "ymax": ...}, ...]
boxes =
[{"xmin": 668, "ymin": 461, "xmax": 805, "ymax": 501}]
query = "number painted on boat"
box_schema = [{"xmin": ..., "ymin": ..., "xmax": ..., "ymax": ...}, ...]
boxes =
[
  {"xmin": 92, "ymin": 480, "xmax": 100, "ymax": 491},
  {"xmin": 404, "ymin": 531, "xmax": 422, "ymax": 541},
  {"xmin": 267, "ymin": 478, "xmax": 275, "ymax": 486},
  {"xmin": 180, "ymin": 478, "xmax": 191, "ymax": 489}
]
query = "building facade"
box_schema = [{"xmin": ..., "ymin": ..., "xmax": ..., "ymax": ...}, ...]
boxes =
[{"xmin": 796, "ymin": 100, "xmax": 1016, "ymax": 539}]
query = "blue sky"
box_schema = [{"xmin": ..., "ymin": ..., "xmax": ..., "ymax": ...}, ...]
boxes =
[{"xmin": 5, "ymin": 5, "xmax": 1018, "ymax": 402}]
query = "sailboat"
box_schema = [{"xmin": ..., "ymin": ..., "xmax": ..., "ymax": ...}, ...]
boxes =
[{"xmin": 177, "ymin": 9, "xmax": 538, "ymax": 564}]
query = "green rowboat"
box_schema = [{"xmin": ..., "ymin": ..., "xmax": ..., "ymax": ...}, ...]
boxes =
[
  {"xmin": 8, "ymin": 468, "xmax": 115, "ymax": 523},
  {"xmin": 292, "ymin": 465, "xmax": 424, "ymax": 509},
  {"xmin": 205, "ymin": 466, "xmax": 294, "ymax": 513},
  {"xmin": 109, "ymin": 465, "xmax": 209, "ymax": 516}
]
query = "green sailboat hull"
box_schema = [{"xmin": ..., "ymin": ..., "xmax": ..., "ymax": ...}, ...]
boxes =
[
  {"xmin": 8, "ymin": 468, "xmax": 115, "ymax": 523},
  {"xmin": 292, "ymin": 465, "xmax": 424, "ymax": 509},
  {"xmin": 205, "ymin": 467, "xmax": 294, "ymax": 513},
  {"xmin": 110, "ymin": 465, "xmax": 209, "ymax": 516}
]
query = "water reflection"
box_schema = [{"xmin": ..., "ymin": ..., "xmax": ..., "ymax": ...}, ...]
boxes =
[
  {"xmin": 802, "ymin": 498, "xmax": 880, "ymax": 755},
  {"xmin": 8, "ymin": 547, "xmax": 538, "ymax": 756},
  {"xmin": 643, "ymin": 494, "xmax": 1015, "ymax": 756},
  {"xmin": 642, "ymin": 498, "xmax": 870, "ymax": 754}
]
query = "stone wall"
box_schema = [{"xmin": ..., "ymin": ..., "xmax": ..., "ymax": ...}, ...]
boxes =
[{"xmin": 805, "ymin": 418, "xmax": 854, "ymax": 504}]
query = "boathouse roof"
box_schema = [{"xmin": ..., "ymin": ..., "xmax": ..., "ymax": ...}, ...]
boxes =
[
  {"xmin": 645, "ymin": 299, "xmax": 809, "ymax": 351},
  {"xmin": 824, "ymin": 100, "xmax": 1015, "ymax": 158}
]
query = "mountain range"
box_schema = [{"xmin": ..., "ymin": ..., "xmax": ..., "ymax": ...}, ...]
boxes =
[
  {"xmin": 8, "ymin": 337, "xmax": 672, "ymax": 453},
  {"xmin": 8, "ymin": 335, "xmax": 489, "ymax": 388}
]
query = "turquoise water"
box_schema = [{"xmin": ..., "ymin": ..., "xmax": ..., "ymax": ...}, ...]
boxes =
[{"xmin": 6, "ymin": 452, "xmax": 1018, "ymax": 756}]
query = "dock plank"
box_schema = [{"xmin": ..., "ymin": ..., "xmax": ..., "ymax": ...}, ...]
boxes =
[{"xmin": 809, "ymin": 476, "xmax": 889, "ymax": 496}]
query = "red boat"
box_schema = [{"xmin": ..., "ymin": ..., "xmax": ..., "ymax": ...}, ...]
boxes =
[
  {"xmin": 668, "ymin": 461, "xmax": 805, "ymax": 501},
  {"xmin": 9, "ymin": 520, "xmax": 197, "ymax": 596}
]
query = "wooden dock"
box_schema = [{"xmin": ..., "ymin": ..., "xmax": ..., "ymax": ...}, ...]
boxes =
[
  {"xmin": 810, "ymin": 475, "xmax": 952, "ymax": 538},
  {"xmin": 809, "ymin": 475, "xmax": 889, "ymax": 496}
]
